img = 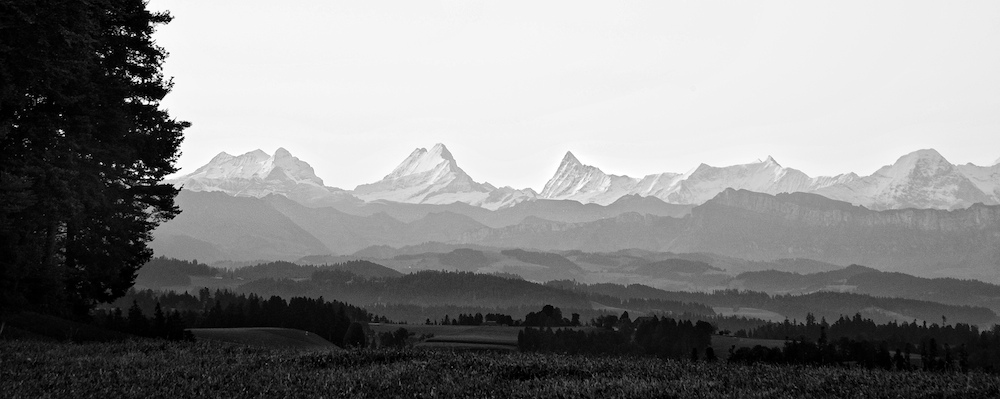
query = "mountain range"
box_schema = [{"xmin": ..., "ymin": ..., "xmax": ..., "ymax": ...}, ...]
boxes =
[
  {"xmin": 151, "ymin": 188, "xmax": 1000, "ymax": 282},
  {"xmin": 169, "ymin": 144, "xmax": 1000, "ymax": 211}
]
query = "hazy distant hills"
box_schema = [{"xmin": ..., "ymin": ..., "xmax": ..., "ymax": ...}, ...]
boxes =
[
  {"xmin": 151, "ymin": 188, "xmax": 1000, "ymax": 281},
  {"xmin": 169, "ymin": 144, "xmax": 1000, "ymax": 211},
  {"xmin": 150, "ymin": 191, "xmax": 330, "ymax": 262},
  {"xmin": 156, "ymin": 145, "xmax": 1000, "ymax": 281},
  {"xmin": 731, "ymin": 265, "xmax": 1000, "ymax": 315},
  {"xmin": 466, "ymin": 188, "xmax": 1000, "ymax": 280},
  {"xmin": 150, "ymin": 189, "xmax": 692, "ymax": 260},
  {"xmin": 135, "ymin": 256, "xmax": 1000, "ymax": 326},
  {"xmin": 670, "ymin": 189, "xmax": 1000, "ymax": 279}
]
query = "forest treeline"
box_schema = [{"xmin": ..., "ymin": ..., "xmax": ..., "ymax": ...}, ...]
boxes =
[
  {"xmin": 546, "ymin": 281, "xmax": 997, "ymax": 326},
  {"xmin": 518, "ymin": 305, "xmax": 715, "ymax": 359},
  {"xmin": 98, "ymin": 288, "xmax": 370, "ymax": 347},
  {"xmin": 725, "ymin": 312, "xmax": 1000, "ymax": 372},
  {"xmin": 239, "ymin": 269, "xmax": 711, "ymax": 323}
]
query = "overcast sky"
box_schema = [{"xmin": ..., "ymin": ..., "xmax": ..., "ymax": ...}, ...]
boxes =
[{"xmin": 150, "ymin": 1, "xmax": 1000, "ymax": 191}]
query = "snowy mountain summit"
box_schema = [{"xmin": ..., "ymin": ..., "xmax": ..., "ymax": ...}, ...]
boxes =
[
  {"xmin": 813, "ymin": 149, "xmax": 997, "ymax": 210},
  {"xmin": 168, "ymin": 148, "xmax": 351, "ymax": 206},
  {"xmin": 540, "ymin": 151, "xmax": 652, "ymax": 205},
  {"xmin": 539, "ymin": 152, "xmax": 856, "ymax": 206},
  {"xmin": 353, "ymin": 143, "xmax": 535, "ymax": 209},
  {"xmin": 173, "ymin": 145, "xmax": 1000, "ymax": 211}
]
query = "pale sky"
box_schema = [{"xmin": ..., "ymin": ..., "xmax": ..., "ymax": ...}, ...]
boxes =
[{"xmin": 150, "ymin": 1, "xmax": 1000, "ymax": 191}]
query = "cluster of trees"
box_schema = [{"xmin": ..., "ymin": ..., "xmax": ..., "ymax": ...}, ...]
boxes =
[
  {"xmin": 517, "ymin": 306, "xmax": 715, "ymax": 359},
  {"xmin": 725, "ymin": 313, "xmax": 1000, "ymax": 372},
  {"xmin": 1, "ymin": 0, "xmax": 187, "ymax": 318},
  {"xmin": 100, "ymin": 288, "xmax": 370, "ymax": 347},
  {"xmin": 729, "ymin": 335, "xmax": 969, "ymax": 372},
  {"xmin": 740, "ymin": 313, "xmax": 979, "ymax": 349},
  {"xmin": 431, "ymin": 313, "xmax": 516, "ymax": 326},
  {"xmin": 634, "ymin": 317, "xmax": 715, "ymax": 360},
  {"xmin": 99, "ymin": 301, "xmax": 193, "ymax": 341},
  {"xmin": 524, "ymin": 305, "xmax": 580, "ymax": 327}
]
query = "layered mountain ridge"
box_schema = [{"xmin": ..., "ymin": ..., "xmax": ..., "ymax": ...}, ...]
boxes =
[
  {"xmin": 170, "ymin": 144, "xmax": 1000, "ymax": 211},
  {"xmin": 543, "ymin": 148, "xmax": 1000, "ymax": 210},
  {"xmin": 152, "ymin": 188, "xmax": 1000, "ymax": 282}
]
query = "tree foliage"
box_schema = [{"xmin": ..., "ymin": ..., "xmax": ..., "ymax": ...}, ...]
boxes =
[{"xmin": 0, "ymin": 0, "xmax": 187, "ymax": 316}]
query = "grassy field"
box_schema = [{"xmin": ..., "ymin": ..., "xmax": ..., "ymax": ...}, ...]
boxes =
[
  {"xmin": 187, "ymin": 327, "xmax": 339, "ymax": 350},
  {"xmin": 371, "ymin": 324, "xmax": 605, "ymax": 351},
  {"xmin": 4, "ymin": 339, "xmax": 1000, "ymax": 398}
]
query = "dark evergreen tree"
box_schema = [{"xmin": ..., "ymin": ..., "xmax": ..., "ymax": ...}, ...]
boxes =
[
  {"xmin": 705, "ymin": 346, "xmax": 717, "ymax": 362},
  {"xmin": 0, "ymin": 0, "xmax": 188, "ymax": 317},
  {"xmin": 126, "ymin": 300, "xmax": 148, "ymax": 336},
  {"xmin": 152, "ymin": 302, "xmax": 167, "ymax": 338},
  {"xmin": 344, "ymin": 322, "xmax": 366, "ymax": 348}
]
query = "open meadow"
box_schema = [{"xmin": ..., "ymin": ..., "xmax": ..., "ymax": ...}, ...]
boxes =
[{"xmin": 4, "ymin": 339, "xmax": 1000, "ymax": 398}]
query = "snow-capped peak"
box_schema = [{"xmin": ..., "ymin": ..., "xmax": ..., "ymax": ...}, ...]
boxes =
[
  {"xmin": 166, "ymin": 148, "xmax": 355, "ymax": 207},
  {"xmin": 561, "ymin": 151, "xmax": 582, "ymax": 166},
  {"xmin": 993, "ymin": 156, "xmax": 1000, "ymax": 166},
  {"xmin": 814, "ymin": 148, "xmax": 995, "ymax": 210},
  {"xmin": 209, "ymin": 152, "xmax": 235, "ymax": 163},
  {"xmin": 877, "ymin": 148, "xmax": 952, "ymax": 181},
  {"xmin": 175, "ymin": 148, "xmax": 325, "ymax": 186},
  {"xmin": 262, "ymin": 147, "xmax": 324, "ymax": 186},
  {"xmin": 539, "ymin": 152, "xmax": 639, "ymax": 204},
  {"xmin": 385, "ymin": 143, "xmax": 457, "ymax": 180},
  {"xmin": 354, "ymin": 143, "xmax": 534, "ymax": 209}
]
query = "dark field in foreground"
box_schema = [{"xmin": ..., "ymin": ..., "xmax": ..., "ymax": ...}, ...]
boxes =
[
  {"xmin": 187, "ymin": 327, "xmax": 339, "ymax": 350},
  {"xmin": 4, "ymin": 340, "xmax": 1000, "ymax": 398}
]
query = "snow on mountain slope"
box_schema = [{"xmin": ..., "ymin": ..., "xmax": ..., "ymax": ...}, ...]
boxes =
[
  {"xmin": 662, "ymin": 157, "xmax": 816, "ymax": 204},
  {"xmin": 815, "ymin": 149, "xmax": 996, "ymax": 209},
  {"xmin": 169, "ymin": 148, "xmax": 354, "ymax": 206},
  {"xmin": 177, "ymin": 148, "xmax": 323, "ymax": 187},
  {"xmin": 955, "ymin": 162, "xmax": 1000, "ymax": 205},
  {"xmin": 539, "ymin": 154, "xmax": 856, "ymax": 205},
  {"xmin": 539, "ymin": 152, "xmax": 646, "ymax": 205},
  {"xmin": 176, "ymin": 145, "xmax": 1000, "ymax": 211},
  {"xmin": 353, "ymin": 143, "xmax": 535, "ymax": 210}
]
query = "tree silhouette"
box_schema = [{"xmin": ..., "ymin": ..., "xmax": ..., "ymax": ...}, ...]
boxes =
[
  {"xmin": 0, "ymin": 0, "xmax": 188, "ymax": 317},
  {"xmin": 344, "ymin": 322, "xmax": 367, "ymax": 348}
]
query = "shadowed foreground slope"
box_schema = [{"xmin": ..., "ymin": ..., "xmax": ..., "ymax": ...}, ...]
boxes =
[
  {"xmin": 3, "ymin": 340, "xmax": 1000, "ymax": 398},
  {"xmin": 187, "ymin": 327, "xmax": 339, "ymax": 350}
]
